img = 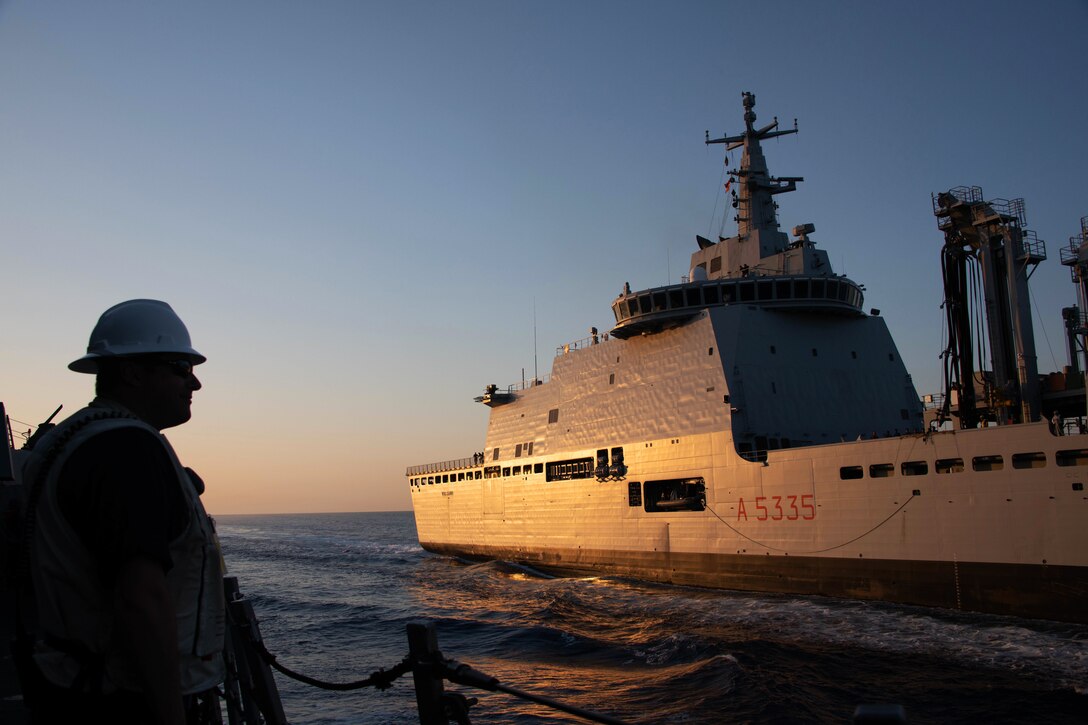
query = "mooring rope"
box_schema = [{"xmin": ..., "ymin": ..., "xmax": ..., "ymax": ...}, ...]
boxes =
[{"xmin": 251, "ymin": 639, "xmax": 412, "ymax": 691}]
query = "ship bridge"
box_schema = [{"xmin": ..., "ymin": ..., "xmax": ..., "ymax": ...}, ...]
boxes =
[
  {"xmin": 610, "ymin": 273, "xmax": 865, "ymax": 339},
  {"xmin": 611, "ymin": 91, "xmax": 865, "ymax": 340}
]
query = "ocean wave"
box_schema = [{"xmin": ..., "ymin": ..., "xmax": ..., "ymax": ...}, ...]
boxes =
[{"xmin": 211, "ymin": 512, "xmax": 1088, "ymax": 724}]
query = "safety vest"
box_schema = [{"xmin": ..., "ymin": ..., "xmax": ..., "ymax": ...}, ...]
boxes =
[{"xmin": 25, "ymin": 399, "xmax": 225, "ymax": 695}]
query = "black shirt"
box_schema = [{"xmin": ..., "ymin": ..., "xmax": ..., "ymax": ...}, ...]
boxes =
[{"xmin": 56, "ymin": 426, "xmax": 189, "ymax": 583}]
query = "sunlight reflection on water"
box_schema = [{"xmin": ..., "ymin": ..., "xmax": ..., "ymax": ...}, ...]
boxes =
[{"xmin": 217, "ymin": 513, "xmax": 1088, "ymax": 724}]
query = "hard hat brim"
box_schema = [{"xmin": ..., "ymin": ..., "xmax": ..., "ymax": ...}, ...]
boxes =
[{"xmin": 69, "ymin": 349, "xmax": 207, "ymax": 374}]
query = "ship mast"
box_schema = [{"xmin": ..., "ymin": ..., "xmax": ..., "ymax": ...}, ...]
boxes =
[{"xmin": 706, "ymin": 91, "xmax": 801, "ymax": 259}]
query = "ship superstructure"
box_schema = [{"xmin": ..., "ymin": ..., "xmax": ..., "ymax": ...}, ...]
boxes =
[{"xmin": 406, "ymin": 93, "xmax": 1088, "ymax": 623}]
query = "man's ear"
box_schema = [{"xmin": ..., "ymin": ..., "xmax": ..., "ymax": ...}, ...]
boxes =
[{"xmin": 117, "ymin": 358, "xmax": 149, "ymax": 388}]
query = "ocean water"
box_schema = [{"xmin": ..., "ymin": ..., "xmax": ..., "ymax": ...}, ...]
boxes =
[{"xmin": 215, "ymin": 512, "xmax": 1088, "ymax": 724}]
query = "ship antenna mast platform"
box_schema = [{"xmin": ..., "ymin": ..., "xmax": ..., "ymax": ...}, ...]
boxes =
[{"xmin": 705, "ymin": 91, "xmax": 801, "ymax": 256}]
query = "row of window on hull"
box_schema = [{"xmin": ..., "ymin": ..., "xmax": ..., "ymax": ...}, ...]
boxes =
[
  {"xmin": 839, "ymin": 448, "xmax": 1088, "ymax": 480},
  {"xmin": 409, "ymin": 447, "xmax": 627, "ymax": 486}
]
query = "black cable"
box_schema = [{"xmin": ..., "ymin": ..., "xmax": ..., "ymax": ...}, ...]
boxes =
[
  {"xmin": 442, "ymin": 659, "xmax": 631, "ymax": 725},
  {"xmin": 252, "ymin": 639, "xmax": 412, "ymax": 692},
  {"xmin": 251, "ymin": 638, "xmax": 632, "ymax": 723},
  {"xmin": 492, "ymin": 682, "xmax": 631, "ymax": 725}
]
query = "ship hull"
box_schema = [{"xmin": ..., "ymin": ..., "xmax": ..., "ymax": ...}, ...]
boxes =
[
  {"xmin": 411, "ymin": 423, "xmax": 1088, "ymax": 623},
  {"xmin": 418, "ymin": 540, "xmax": 1087, "ymax": 623}
]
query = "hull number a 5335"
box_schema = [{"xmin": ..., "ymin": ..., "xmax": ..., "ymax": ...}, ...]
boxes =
[{"xmin": 737, "ymin": 494, "xmax": 815, "ymax": 521}]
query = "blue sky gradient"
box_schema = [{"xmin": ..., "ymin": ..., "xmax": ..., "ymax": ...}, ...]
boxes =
[{"xmin": 2, "ymin": 1, "xmax": 1086, "ymax": 512}]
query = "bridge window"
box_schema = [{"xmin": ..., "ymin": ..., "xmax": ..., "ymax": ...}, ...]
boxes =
[
  {"xmin": 840, "ymin": 465, "xmax": 863, "ymax": 480},
  {"xmin": 936, "ymin": 458, "xmax": 964, "ymax": 474},
  {"xmin": 740, "ymin": 282, "xmax": 755, "ymax": 302},
  {"xmin": 669, "ymin": 289, "xmax": 684, "ymax": 308},
  {"xmin": 638, "ymin": 295, "xmax": 652, "ymax": 314},
  {"xmin": 758, "ymin": 281, "xmax": 772, "ymax": 300},
  {"xmin": 652, "ymin": 292, "xmax": 667, "ymax": 311},
  {"xmin": 795, "ymin": 279, "xmax": 809, "ymax": 297},
  {"xmin": 705, "ymin": 285, "xmax": 721, "ymax": 304},
  {"xmin": 686, "ymin": 288, "xmax": 702, "ymax": 306},
  {"xmin": 1011, "ymin": 452, "xmax": 1046, "ymax": 469},
  {"xmin": 972, "ymin": 455, "xmax": 1003, "ymax": 472},
  {"xmin": 811, "ymin": 279, "xmax": 825, "ymax": 297},
  {"xmin": 1057, "ymin": 449, "xmax": 1088, "ymax": 467},
  {"xmin": 902, "ymin": 460, "xmax": 928, "ymax": 476},
  {"xmin": 546, "ymin": 457, "xmax": 594, "ymax": 481}
]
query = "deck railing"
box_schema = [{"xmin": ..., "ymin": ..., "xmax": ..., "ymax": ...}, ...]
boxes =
[
  {"xmin": 556, "ymin": 332, "xmax": 610, "ymax": 357},
  {"xmin": 406, "ymin": 457, "xmax": 480, "ymax": 477}
]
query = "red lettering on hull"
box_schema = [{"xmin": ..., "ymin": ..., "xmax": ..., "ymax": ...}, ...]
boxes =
[{"xmin": 737, "ymin": 493, "xmax": 815, "ymax": 521}]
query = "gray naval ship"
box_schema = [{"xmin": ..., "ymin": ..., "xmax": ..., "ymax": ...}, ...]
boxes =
[{"xmin": 407, "ymin": 92, "xmax": 1088, "ymax": 624}]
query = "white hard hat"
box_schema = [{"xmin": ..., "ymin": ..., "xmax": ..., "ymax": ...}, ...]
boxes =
[{"xmin": 69, "ymin": 299, "xmax": 206, "ymax": 374}]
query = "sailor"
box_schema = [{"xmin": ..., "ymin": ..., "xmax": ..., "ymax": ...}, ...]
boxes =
[
  {"xmin": 1051, "ymin": 410, "xmax": 1064, "ymax": 436},
  {"xmin": 21, "ymin": 300, "xmax": 224, "ymax": 724}
]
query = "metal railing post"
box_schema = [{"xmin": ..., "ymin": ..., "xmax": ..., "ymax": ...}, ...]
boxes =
[{"xmin": 407, "ymin": 621, "xmax": 448, "ymax": 725}]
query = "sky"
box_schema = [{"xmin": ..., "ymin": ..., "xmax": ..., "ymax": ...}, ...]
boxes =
[{"xmin": 1, "ymin": 1, "xmax": 1086, "ymax": 514}]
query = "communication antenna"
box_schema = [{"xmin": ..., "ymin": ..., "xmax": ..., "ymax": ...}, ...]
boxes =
[{"xmin": 533, "ymin": 297, "xmax": 539, "ymax": 384}]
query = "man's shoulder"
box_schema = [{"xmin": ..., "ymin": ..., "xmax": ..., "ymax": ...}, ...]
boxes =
[{"xmin": 71, "ymin": 424, "xmax": 164, "ymax": 458}]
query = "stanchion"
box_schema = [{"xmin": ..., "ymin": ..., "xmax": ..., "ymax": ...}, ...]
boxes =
[
  {"xmin": 222, "ymin": 577, "xmax": 287, "ymax": 725},
  {"xmin": 407, "ymin": 620, "xmax": 630, "ymax": 725},
  {"xmin": 407, "ymin": 622, "xmax": 447, "ymax": 725}
]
